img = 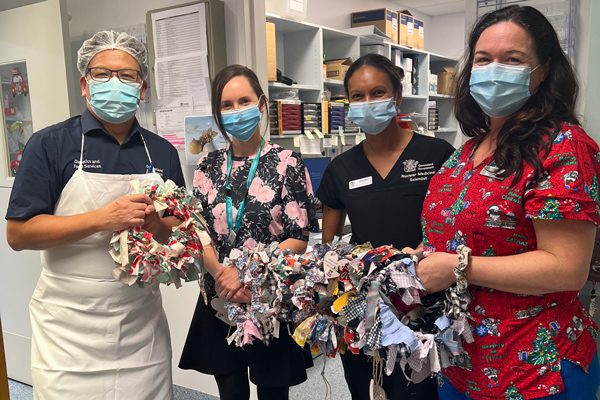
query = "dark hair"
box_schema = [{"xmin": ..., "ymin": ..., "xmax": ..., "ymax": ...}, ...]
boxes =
[
  {"xmin": 211, "ymin": 65, "xmax": 268, "ymax": 141},
  {"xmin": 344, "ymin": 53, "xmax": 404, "ymax": 97},
  {"xmin": 455, "ymin": 5, "xmax": 579, "ymax": 182}
]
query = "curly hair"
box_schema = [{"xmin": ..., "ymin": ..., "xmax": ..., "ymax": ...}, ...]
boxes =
[{"xmin": 454, "ymin": 5, "xmax": 579, "ymax": 182}]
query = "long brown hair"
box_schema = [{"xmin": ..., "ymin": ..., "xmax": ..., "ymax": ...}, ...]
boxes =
[{"xmin": 454, "ymin": 5, "xmax": 579, "ymax": 182}]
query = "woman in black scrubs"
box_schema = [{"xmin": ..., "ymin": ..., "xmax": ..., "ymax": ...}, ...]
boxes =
[
  {"xmin": 317, "ymin": 54, "xmax": 455, "ymax": 400},
  {"xmin": 179, "ymin": 65, "xmax": 318, "ymax": 400}
]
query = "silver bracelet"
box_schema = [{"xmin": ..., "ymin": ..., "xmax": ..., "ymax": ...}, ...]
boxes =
[{"xmin": 454, "ymin": 245, "xmax": 471, "ymax": 291}]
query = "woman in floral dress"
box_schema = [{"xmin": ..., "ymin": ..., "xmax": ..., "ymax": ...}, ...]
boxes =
[{"xmin": 179, "ymin": 65, "xmax": 318, "ymax": 400}]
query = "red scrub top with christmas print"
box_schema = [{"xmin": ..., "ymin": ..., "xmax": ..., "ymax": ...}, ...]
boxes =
[{"xmin": 421, "ymin": 123, "xmax": 599, "ymax": 399}]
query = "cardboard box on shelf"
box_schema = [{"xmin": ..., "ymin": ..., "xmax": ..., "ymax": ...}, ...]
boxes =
[
  {"xmin": 398, "ymin": 10, "xmax": 414, "ymax": 47},
  {"xmin": 325, "ymin": 58, "xmax": 353, "ymax": 81},
  {"xmin": 414, "ymin": 18, "xmax": 424, "ymax": 49},
  {"xmin": 437, "ymin": 66, "xmax": 457, "ymax": 95},
  {"xmin": 351, "ymin": 8, "xmax": 398, "ymax": 43},
  {"xmin": 266, "ymin": 22, "xmax": 277, "ymax": 81}
]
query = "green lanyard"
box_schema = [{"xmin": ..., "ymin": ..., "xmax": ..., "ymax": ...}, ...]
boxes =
[{"xmin": 225, "ymin": 138, "xmax": 265, "ymax": 244}]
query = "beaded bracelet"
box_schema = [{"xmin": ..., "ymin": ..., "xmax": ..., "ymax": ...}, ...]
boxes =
[{"xmin": 454, "ymin": 245, "xmax": 471, "ymax": 291}]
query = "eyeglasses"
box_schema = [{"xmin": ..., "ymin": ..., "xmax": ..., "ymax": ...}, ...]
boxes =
[{"xmin": 86, "ymin": 67, "xmax": 141, "ymax": 84}]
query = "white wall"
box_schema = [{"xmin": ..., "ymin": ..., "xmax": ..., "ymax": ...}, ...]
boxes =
[
  {"xmin": 0, "ymin": 0, "xmax": 72, "ymax": 384},
  {"xmin": 427, "ymin": 12, "xmax": 466, "ymax": 60}
]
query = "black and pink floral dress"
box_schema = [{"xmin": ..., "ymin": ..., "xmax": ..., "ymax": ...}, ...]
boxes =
[{"xmin": 180, "ymin": 141, "xmax": 318, "ymax": 385}]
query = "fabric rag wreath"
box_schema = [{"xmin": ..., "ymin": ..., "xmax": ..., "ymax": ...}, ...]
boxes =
[
  {"xmin": 109, "ymin": 179, "xmax": 212, "ymax": 294},
  {"xmin": 222, "ymin": 240, "xmax": 473, "ymax": 384}
]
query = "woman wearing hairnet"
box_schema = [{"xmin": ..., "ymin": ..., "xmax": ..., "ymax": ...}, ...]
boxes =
[{"xmin": 5, "ymin": 31, "xmax": 185, "ymax": 399}]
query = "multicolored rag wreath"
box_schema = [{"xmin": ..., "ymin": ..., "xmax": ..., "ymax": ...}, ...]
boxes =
[
  {"xmin": 109, "ymin": 179, "xmax": 212, "ymax": 292},
  {"xmin": 222, "ymin": 240, "xmax": 474, "ymax": 385}
]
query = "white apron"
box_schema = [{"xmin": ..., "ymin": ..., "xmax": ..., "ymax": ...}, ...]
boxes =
[{"xmin": 29, "ymin": 131, "xmax": 173, "ymax": 400}]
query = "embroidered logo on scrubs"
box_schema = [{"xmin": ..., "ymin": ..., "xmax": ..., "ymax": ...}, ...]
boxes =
[
  {"xmin": 403, "ymin": 159, "xmax": 419, "ymax": 172},
  {"xmin": 74, "ymin": 158, "xmax": 102, "ymax": 169}
]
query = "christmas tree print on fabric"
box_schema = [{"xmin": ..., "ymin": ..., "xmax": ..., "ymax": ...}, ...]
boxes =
[
  {"xmin": 537, "ymin": 198, "xmax": 563, "ymax": 220},
  {"xmin": 442, "ymin": 185, "xmax": 471, "ymax": 225},
  {"xmin": 584, "ymin": 175, "xmax": 600, "ymax": 205},
  {"xmin": 504, "ymin": 383, "xmax": 525, "ymax": 400},
  {"xmin": 526, "ymin": 325, "xmax": 561, "ymax": 372},
  {"xmin": 444, "ymin": 148, "xmax": 461, "ymax": 169}
]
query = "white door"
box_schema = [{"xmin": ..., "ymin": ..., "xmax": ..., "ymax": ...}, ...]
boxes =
[{"xmin": 0, "ymin": 0, "xmax": 72, "ymax": 385}]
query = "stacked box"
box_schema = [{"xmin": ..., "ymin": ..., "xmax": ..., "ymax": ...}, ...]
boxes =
[
  {"xmin": 428, "ymin": 101, "xmax": 439, "ymax": 131},
  {"xmin": 401, "ymin": 56, "xmax": 413, "ymax": 95},
  {"xmin": 276, "ymin": 100, "xmax": 302, "ymax": 135},
  {"xmin": 325, "ymin": 58, "xmax": 353, "ymax": 81},
  {"xmin": 351, "ymin": 8, "xmax": 398, "ymax": 43},
  {"xmin": 401, "ymin": 55, "xmax": 419, "ymax": 95},
  {"xmin": 398, "ymin": 10, "xmax": 414, "ymax": 47},
  {"xmin": 269, "ymin": 101, "xmax": 279, "ymax": 136},
  {"xmin": 437, "ymin": 66, "xmax": 457, "ymax": 95},
  {"xmin": 329, "ymin": 101, "xmax": 345, "ymax": 133},
  {"xmin": 429, "ymin": 73, "xmax": 438, "ymax": 95},
  {"xmin": 344, "ymin": 102, "xmax": 360, "ymax": 133},
  {"xmin": 414, "ymin": 18, "xmax": 425, "ymax": 49},
  {"xmin": 302, "ymin": 102, "xmax": 322, "ymax": 132}
]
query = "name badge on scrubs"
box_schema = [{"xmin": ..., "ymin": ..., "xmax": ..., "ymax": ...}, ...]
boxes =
[{"xmin": 349, "ymin": 176, "xmax": 373, "ymax": 190}]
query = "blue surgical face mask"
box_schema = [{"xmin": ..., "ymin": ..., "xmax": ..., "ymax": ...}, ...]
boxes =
[
  {"xmin": 222, "ymin": 103, "xmax": 262, "ymax": 142},
  {"xmin": 87, "ymin": 77, "xmax": 141, "ymax": 124},
  {"xmin": 347, "ymin": 98, "xmax": 397, "ymax": 135},
  {"xmin": 469, "ymin": 62, "xmax": 539, "ymax": 118}
]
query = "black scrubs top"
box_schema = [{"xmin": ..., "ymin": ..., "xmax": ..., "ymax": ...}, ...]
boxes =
[
  {"xmin": 6, "ymin": 109, "xmax": 185, "ymax": 220},
  {"xmin": 317, "ymin": 133, "xmax": 455, "ymax": 249}
]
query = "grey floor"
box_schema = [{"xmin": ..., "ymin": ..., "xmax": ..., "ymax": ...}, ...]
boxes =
[
  {"xmin": 8, "ymin": 379, "xmax": 218, "ymax": 400},
  {"xmin": 7, "ymin": 355, "xmax": 351, "ymax": 400}
]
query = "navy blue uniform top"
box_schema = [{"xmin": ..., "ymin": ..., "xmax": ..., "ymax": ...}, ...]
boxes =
[
  {"xmin": 6, "ymin": 109, "xmax": 185, "ymax": 220},
  {"xmin": 316, "ymin": 133, "xmax": 455, "ymax": 249}
]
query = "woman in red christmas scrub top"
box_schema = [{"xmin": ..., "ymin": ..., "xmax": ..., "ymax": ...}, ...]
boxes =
[{"xmin": 404, "ymin": 5, "xmax": 600, "ymax": 400}]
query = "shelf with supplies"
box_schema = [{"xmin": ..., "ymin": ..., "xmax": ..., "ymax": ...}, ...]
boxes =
[
  {"xmin": 264, "ymin": 13, "xmax": 464, "ymax": 150},
  {"xmin": 268, "ymin": 82, "xmax": 321, "ymax": 91},
  {"xmin": 429, "ymin": 94, "xmax": 454, "ymax": 100},
  {"xmin": 435, "ymin": 127, "xmax": 458, "ymax": 133}
]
